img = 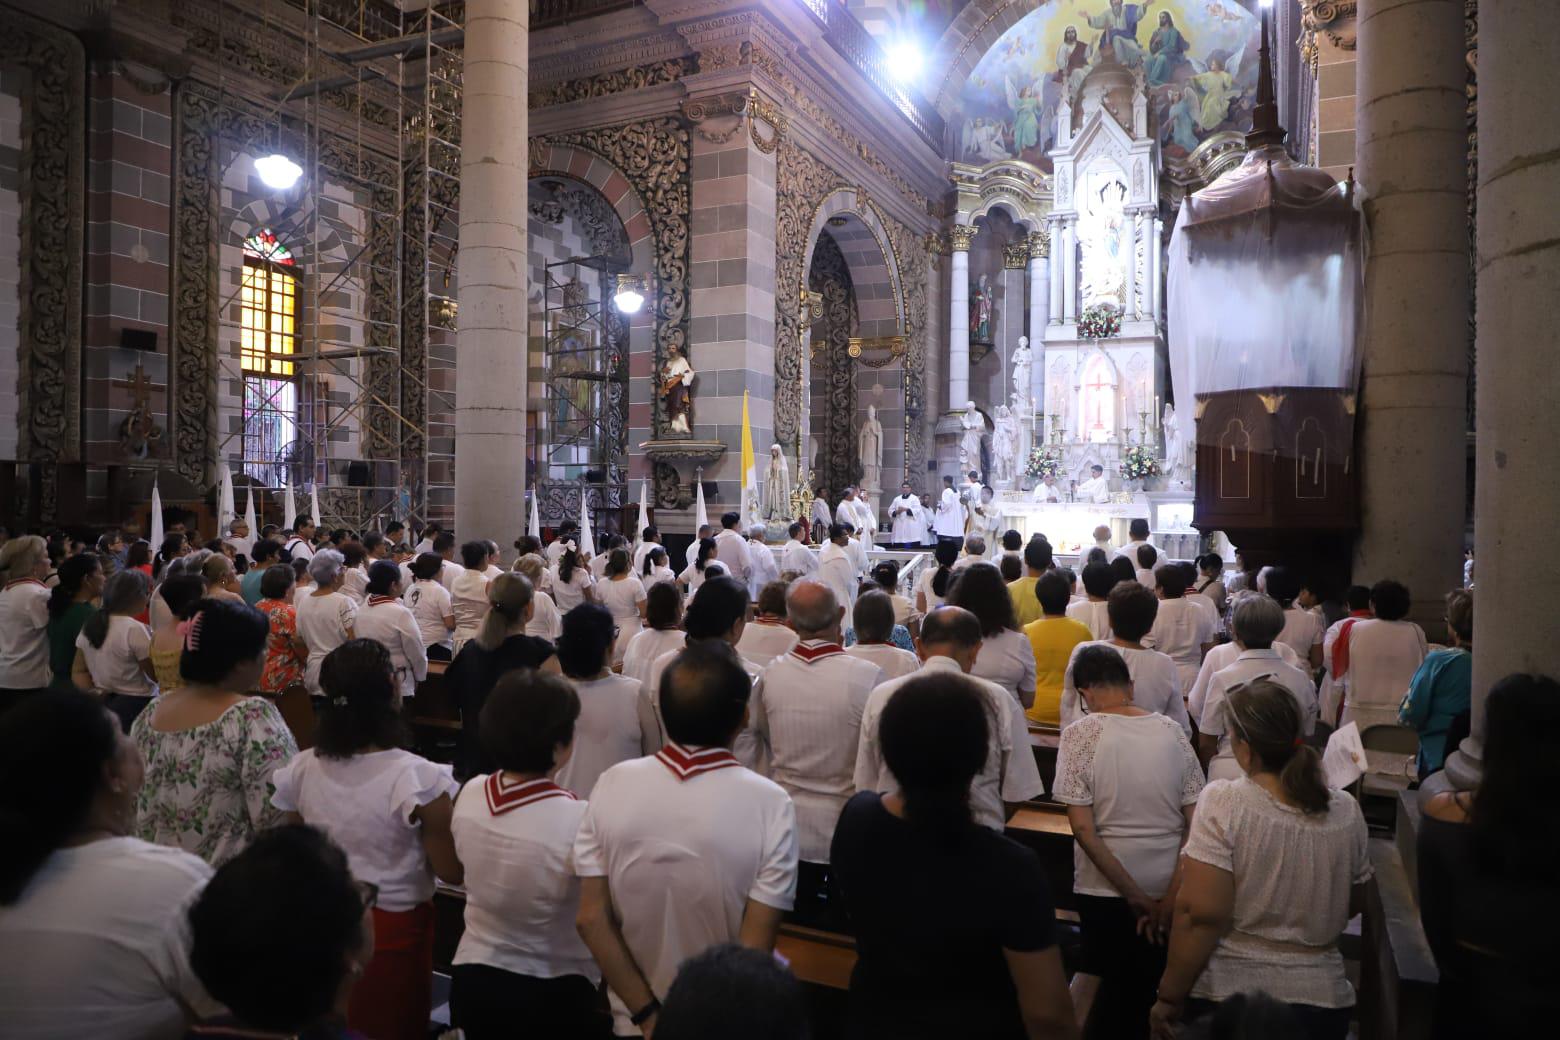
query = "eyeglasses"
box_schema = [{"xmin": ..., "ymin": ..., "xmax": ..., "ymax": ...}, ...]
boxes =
[{"xmin": 355, "ymin": 880, "xmax": 379, "ymax": 911}]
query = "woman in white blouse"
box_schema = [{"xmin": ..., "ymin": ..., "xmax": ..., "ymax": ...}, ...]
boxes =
[
  {"xmin": 449, "ymin": 541, "xmax": 496, "ymax": 654},
  {"xmin": 620, "ymin": 582, "xmax": 686, "ymax": 694},
  {"xmin": 271, "ymin": 639, "xmax": 462, "ymax": 1040},
  {"xmin": 1151, "ymin": 680, "xmax": 1372, "ymax": 1040},
  {"xmin": 551, "ymin": 544, "xmax": 595, "ymax": 613},
  {"xmin": 293, "ymin": 550, "xmax": 358, "ymax": 697},
  {"xmin": 0, "ymin": 535, "xmax": 54, "ymax": 701},
  {"xmin": 596, "ymin": 549, "xmax": 647, "ymax": 668},
  {"xmin": 914, "ymin": 540, "xmax": 959, "ymax": 614},
  {"xmin": 1055, "ymin": 645, "xmax": 1203, "ymax": 1038},
  {"xmin": 676, "ymin": 537, "xmax": 720, "ymax": 599},
  {"xmin": 553, "ymin": 603, "xmax": 654, "ymax": 798},
  {"xmin": 449, "ymin": 669, "xmax": 606, "ymax": 1038},
  {"xmin": 945, "ymin": 562, "xmax": 1037, "ymax": 709},
  {"xmin": 71, "ymin": 569, "xmax": 158, "ymax": 732},
  {"xmin": 1341, "ymin": 579, "xmax": 1428, "ymax": 732},
  {"xmin": 1266, "ymin": 566, "xmax": 1325, "ymax": 672},
  {"xmin": 514, "ymin": 554, "xmax": 563, "ymax": 642},
  {"xmin": 639, "ymin": 546, "xmax": 677, "ymax": 588},
  {"xmin": 351, "ymin": 561, "xmax": 429, "ymax": 703}
]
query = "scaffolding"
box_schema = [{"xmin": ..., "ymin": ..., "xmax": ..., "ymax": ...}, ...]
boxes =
[{"xmin": 208, "ymin": 0, "xmax": 462, "ymax": 534}]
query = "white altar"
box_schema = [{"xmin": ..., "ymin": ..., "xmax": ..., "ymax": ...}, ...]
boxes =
[{"xmin": 993, "ymin": 493, "xmax": 1148, "ymax": 555}]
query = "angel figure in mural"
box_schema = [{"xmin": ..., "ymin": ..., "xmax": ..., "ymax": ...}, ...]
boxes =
[
  {"xmin": 1145, "ymin": 11, "xmax": 1191, "ymax": 87},
  {"xmin": 970, "ymin": 274, "xmax": 994, "ymax": 344},
  {"xmin": 660, "ymin": 343, "xmax": 695, "ymax": 435},
  {"xmin": 961, "ymin": 117, "xmax": 1012, "ymax": 163},
  {"xmin": 764, "ymin": 443, "xmax": 792, "ymax": 521},
  {"xmin": 1085, "ymin": 0, "xmax": 1157, "ymax": 68},
  {"xmin": 1165, "ymin": 47, "xmax": 1246, "ymax": 153},
  {"xmin": 1004, "ymin": 78, "xmax": 1044, "ymax": 154},
  {"xmin": 993, "ymin": 405, "xmax": 1021, "ymax": 487}
]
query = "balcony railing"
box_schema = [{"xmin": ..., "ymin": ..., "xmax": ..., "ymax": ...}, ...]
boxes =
[{"xmin": 531, "ymin": 0, "xmax": 642, "ymax": 30}]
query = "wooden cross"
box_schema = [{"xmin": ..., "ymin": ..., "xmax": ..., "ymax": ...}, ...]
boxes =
[{"xmin": 116, "ymin": 363, "xmax": 154, "ymax": 407}]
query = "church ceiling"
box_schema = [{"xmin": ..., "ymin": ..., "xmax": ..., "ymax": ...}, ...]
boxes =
[{"xmin": 950, "ymin": 0, "xmax": 1259, "ymax": 174}]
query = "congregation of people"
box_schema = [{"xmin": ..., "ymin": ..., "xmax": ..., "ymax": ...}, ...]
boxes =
[{"xmin": 0, "ymin": 507, "xmax": 1550, "ymax": 1040}]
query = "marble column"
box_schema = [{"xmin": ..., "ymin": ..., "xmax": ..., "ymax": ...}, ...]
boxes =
[
  {"xmin": 1061, "ymin": 219, "xmax": 1078, "ymax": 323},
  {"xmin": 1123, "ymin": 212, "xmax": 1139, "ymax": 320},
  {"xmin": 1442, "ymin": 2, "xmax": 1560, "ymax": 790},
  {"xmin": 1047, "ymin": 219, "xmax": 1064, "ymax": 323},
  {"xmin": 1352, "ymin": 0, "xmax": 1467, "ymax": 627},
  {"xmin": 947, "ymin": 225, "xmax": 977, "ymax": 410},
  {"xmin": 1148, "ymin": 216, "xmax": 1163, "ymax": 323},
  {"xmin": 454, "ymin": 0, "xmax": 528, "ymax": 547},
  {"xmin": 1027, "ymin": 230, "xmax": 1049, "ymax": 413}
]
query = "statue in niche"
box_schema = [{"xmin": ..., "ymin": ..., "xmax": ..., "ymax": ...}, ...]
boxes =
[
  {"xmin": 660, "ymin": 343, "xmax": 695, "ymax": 435},
  {"xmin": 959, "ymin": 401, "xmax": 987, "ymax": 477},
  {"xmin": 970, "ymin": 274, "xmax": 994, "ymax": 344},
  {"xmin": 764, "ymin": 443, "xmax": 793, "ymax": 521},
  {"xmin": 993, "ymin": 405, "xmax": 1020, "ymax": 487},
  {"xmin": 857, "ymin": 404, "xmax": 883, "ymax": 494},
  {"xmin": 1011, "ymin": 336, "xmax": 1033, "ymax": 413}
]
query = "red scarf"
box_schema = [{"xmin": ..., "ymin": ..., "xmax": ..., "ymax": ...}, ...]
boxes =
[
  {"xmin": 485, "ymin": 774, "xmax": 574, "ymax": 816},
  {"xmin": 655, "ymin": 743, "xmax": 740, "ymax": 781},
  {"xmin": 1330, "ymin": 611, "xmax": 1372, "ymax": 680}
]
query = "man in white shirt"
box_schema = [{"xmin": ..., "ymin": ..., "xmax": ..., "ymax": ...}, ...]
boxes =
[
  {"xmin": 817, "ymin": 525, "xmax": 858, "ymax": 611},
  {"xmin": 736, "ymin": 581, "xmax": 799, "ymax": 667},
  {"xmin": 887, "ymin": 482, "xmax": 925, "ymax": 548},
  {"xmin": 283, "ymin": 517, "xmax": 317, "ymax": 561},
  {"xmin": 431, "ymin": 531, "xmax": 464, "ymax": 589},
  {"xmin": 225, "ymin": 519, "xmax": 254, "ymax": 561},
  {"xmin": 684, "ymin": 524, "xmax": 714, "ymax": 569},
  {"xmin": 632, "ymin": 525, "xmax": 662, "ymax": 575},
  {"xmin": 833, "ymin": 486, "xmax": 861, "ymax": 530},
  {"xmin": 1144, "ymin": 562, "xmax": 1217, "ymax": 695},
  {"xmin": 413, "ymin": 521, "xmax": 440, "ymax": 556},
  {"xmin": 1132, "ymin": 542, "xmax": 1159, "ymax": 590},
  {"xmin": 1077, "ymin": 464, "xmax": 1112, "ymax": 504},
  {"xmin": 1114, "ymin": 518, "xmax": 1154, "ymax": 565},
  {"xmin": 1195, "ymin": 595, "xmax": 1318, "ymax": 780},
  {"xmin": 845, "ymin": 590, "xmax": 922, "ymax": 681},
  {"xmin": 575, "ymin": 642, "xmax": 799, "ymax": 1036},
  {"xmin": 1092, "ymin": 524, "xmax": 1115, "ymax": 558},
  {"xmin": 751, "ymin": 581, "xmax": 883, "ymax": 924},
  {"xmin": 952, "ymin": 536, "xmax": 988, "ymax": 573},
  {"xmin": 855, "ymin": 606, "xmax": 1045, "ymax": 829},
  {"xmin": 1060, "ymin": 582, "xmax": 1192, "ymax": 735},
  {"xmin": 713, "ymin": 513, "xmax": 752, "ymax": 587},
  {"xmin": 746, "ymin": 526, "xmax": 781, "ymax": 600},
  {"xmin": 1032, "ymin": 478, "xmax": 1060, "ymax": 503},
  {"xmin": 933, "ymin": 476, "xmax": 967, "ymax": 549},
  {"xmin": 779, "ymin": 522, "xmax": 818, "ymax": 577}
]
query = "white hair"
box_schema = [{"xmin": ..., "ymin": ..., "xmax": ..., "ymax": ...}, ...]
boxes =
[{"xmin": 308, "ymin": 548, "xmax": 346, "ymax": 587}]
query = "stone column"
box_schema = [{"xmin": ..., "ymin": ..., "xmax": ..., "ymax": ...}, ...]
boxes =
[
  {"xmin": 1054, "ymin": 218, "xmax": 1067, "ymax": 319},
  {"xmin": 454, "ymin": 0, "xmax": 528, "ymax": 546},
  {"xmin": 1123, "ymin": 212, "xmax": 1139, "ymax": 320},
  {"xmin": 1148, "ymin": 216, "xmax": 1163, "ymax": 322},
  {"xmin": 947, "ymin": 225, "xmax": 977, "ymax": 409},
  {"xmin": 1027, "ymin": 230, "xmax": 1049, "ymax": 411},
  {"xmin": 1061, "ymin": 219, "xmax": 1079, "ymax": 323},
  {"xmin": 1442, "ymin": 2, "xmax": 1560, "ymax": 789},
  {"xmin": 1352, "ymin": 0, "xmax": 1467, "ymax": 627}
]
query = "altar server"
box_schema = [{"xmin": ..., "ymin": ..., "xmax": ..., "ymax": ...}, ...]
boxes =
[
  {"xmin": 934, "ymin": 477, "xmax": 967, "ymax": 549},
  {"xmin": 888, "ymin": 483, "xmax": 925, "ymax": 548},
  {"xmin": 817, "ymin": 526, "xmax": 858, "ymax": 610},
  {"xmin": 1078, "ymin": 464, "xmax": 1112, "ymax": 504},
  {"xmin": 574, "ymin": 643, "xmax": 798, "ymax": 1037}
]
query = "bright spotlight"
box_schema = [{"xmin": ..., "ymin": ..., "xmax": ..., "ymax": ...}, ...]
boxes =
[
  {"xmin": 1259, "ymin": 0, "xmax": 1275, "ymax": 7},
  {"xmin": 886, "ymin": 40, "xmax": 924, "ymax": 83},
  {"xmin": 613, "ymin": 274, "xmax": 647, "ymax": 315},
  {"xmin": 255, "ymin": 153, "xmax": 303, "ymax": 191}
]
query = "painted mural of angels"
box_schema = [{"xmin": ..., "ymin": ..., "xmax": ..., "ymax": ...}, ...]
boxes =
[{"xmin": 1163, "ymin": 41, "xmax": 1251, "ymax": 153}]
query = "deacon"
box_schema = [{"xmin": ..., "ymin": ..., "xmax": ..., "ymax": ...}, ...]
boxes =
[
  {"xmin": 575, "ymin": 643, "xmax": 799, "ymax": 1037},
  {"xmin": 1077, "ymin": 463, "xmax": 1112, "ymax": 504},
  {"xmin": 887, "ymin": 482, "xmax": 925, "ymax": 548},
  {"xmin": 751, "ymin": 582, "xmax": 884, "ymax": 922},
  {"xmin": 817, "ymin": 525, "xmax": 858, "ymax": 610},
  {"xmin": 854, "ymin": 606, "xmax": 1045, "ymax": 829}
]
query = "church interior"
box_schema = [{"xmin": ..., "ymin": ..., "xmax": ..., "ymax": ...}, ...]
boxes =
[{"xmin": 0, "ymin": 0, "xmax": 1553, "ymax": 1038}]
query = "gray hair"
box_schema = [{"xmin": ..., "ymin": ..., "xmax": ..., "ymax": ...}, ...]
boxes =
[
  {"xmin": 964, "ymin": 536, "xmax": 987, "ymax": 557},
  {"xmin": 785, "ymin": 579, "xmax": 840, "ymax": 634},
  {"xmin": 1232, "ymin": 594, "xmax": 1285, "ymax": 650},
  {"xmin": 748, "ymin": 525, "xmax": 768, "ymax": 541},
  {"xmin": 170, "ymin": 548, "xmax": 215, "ymax": 580},
  {"xmin": 307, "ymin": 548, "xmax": 346, "ymax": 587}
]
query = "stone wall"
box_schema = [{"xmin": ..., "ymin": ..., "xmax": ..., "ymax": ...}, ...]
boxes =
[{"xmin": 0, "ymin": 67, "xmax": 21, "ymax": 460}]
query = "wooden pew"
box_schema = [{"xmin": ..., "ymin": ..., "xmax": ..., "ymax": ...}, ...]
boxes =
[
  {"xmin": 1006, "ymin": 801, "xmax": 1078, "ymax": 911},
  {"xmin": 408, "ymin": 661, "xmax": 459, "ymax": 762},
  {"xmin": 1029, "ymin": 722, "xmax": 1061, "ymax": 797}
]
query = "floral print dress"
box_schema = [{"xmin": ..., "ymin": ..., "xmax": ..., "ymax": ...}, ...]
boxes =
[
  {"xmin": 131, "ymin": 697, "xmax": 297, "ymax": 865},
  {"xmin": 256, "ymin": 597, "xmax": 303, "ymax": 694}
]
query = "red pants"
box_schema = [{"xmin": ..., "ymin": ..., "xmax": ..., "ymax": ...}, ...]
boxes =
[{"xmin": 348, "ymin": 901, "xmax": 435, "ymax": 1040}]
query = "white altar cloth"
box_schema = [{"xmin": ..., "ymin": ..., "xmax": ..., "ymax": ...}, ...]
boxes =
[{"xmin": 993, "ymin": 495, "xmax": 1150, "ymax": 556}]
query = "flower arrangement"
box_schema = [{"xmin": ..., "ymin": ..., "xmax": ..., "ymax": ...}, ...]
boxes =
[
  {"xmin": 1078, "ymin": 303, "xmax": 1122, "ymax": 340},
  {"xmin": 1025, "ymin": 445, "xmax": 1062, "ymax": 481},
  {"xmin": 1120, "ymin": 444, "xmax": 1161, "ymax": 481}
]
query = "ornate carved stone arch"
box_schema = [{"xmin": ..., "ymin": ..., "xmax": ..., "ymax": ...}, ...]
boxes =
[{"xmin": 3, "ymin": 10, "xmax": 85, "ymax": 520}]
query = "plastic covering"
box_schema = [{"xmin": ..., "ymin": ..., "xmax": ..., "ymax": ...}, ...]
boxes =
[{"xmin": 1166, "ymin": 145, "xmax": 1364, "ymax": 456}]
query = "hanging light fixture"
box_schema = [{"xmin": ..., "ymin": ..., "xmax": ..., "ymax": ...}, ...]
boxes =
[
  {"xmin": 613, "ymin": 273, "xmax": 647, "ymax": 314},
  {"xmin": 255, "ymin": 153, "xmax": 303, "ymax": 191}
]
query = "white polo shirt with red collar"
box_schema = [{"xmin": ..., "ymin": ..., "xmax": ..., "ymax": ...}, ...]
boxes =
[
  {"xmin": 854, "ymin": 655, "xmax": 1045, "ymax": 831},
  {"xmin": 735, "ymin": 618, "xmax": 799, "ymax": 668},
  {"xmin": 644, "ymin": 643, "xmax": 767, "ymax": 774},
  {"xmin": 751, "ymin": 640, "xmax": 884, "ymax": 863},
  {"xmin": 574, "ymin": 744, "xmax": 798, "ymax": 1035},
  {"xmin": 0, "ymin": 578, "xmax": 51, "ymax": 689}
]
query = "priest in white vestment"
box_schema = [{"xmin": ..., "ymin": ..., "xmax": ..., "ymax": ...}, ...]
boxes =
[
  {"xmin": 888, "ymin": 483, "xmax": 925, "ymax": 547},
  {"xmin": 934, "ymin": 478, "xmax": 967, "ymax": 545},
  {"xmin": 818, "ymin": 527, "xmax": 858, "ymax": 608},
  {"xmin": 781, "ymin": 524, "xmax": 819, "ymax": 577},
  {"xmin": 1077, "ymin": 463, "xmax": 1112, "ymax": 504}
]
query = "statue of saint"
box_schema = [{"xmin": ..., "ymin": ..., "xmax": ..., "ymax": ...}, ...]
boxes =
[
  {"xmin": 1011, "ymin": 336, "xmax": 1033, "ymax": 413},
  {"xmin": 764, "ymin": 444, "xmax": 792, "ymax": 521},
  {"xmin": 959, "ymin": 402, "xmax": 987, "ymax": 479},
  {"xmin": 993, "ymin": 405, "xmax": 1020, "ymax": 487},
  {"xmin": 857, "ymin": 405, "xmax": 883, "ymax": 494},
  {"xmin": 970, "ymin": 274, "xmax": 994, "ymax": 343},
  {"xmin": 660, "ymin": 344, "xmax": 695, "ymax": 435}
]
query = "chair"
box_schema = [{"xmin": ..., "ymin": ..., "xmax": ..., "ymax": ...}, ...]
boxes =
[{"xmin": 1352, "ymin": 724, "xmax": 1419, "ymax": 802}]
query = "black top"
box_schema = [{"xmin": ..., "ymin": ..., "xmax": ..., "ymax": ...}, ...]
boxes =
[
  {"xmin": 829, "ymin": 791, "xmax": 1057, "ymax": 1040},
  {"xmin": 1417, "ymin": 812, "xmax": 1557, "ymax": 1038},
  {"xmin": 446, "ymin": 633, "xmax": 556, "ymax": 778}
]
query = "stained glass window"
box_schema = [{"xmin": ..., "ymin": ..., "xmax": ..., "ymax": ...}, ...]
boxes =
[
  {"xmin": 242, "ymin": 228, "xmax": 295, "ymax": 265},
  {"xmin": 240, "ymin": 228, "xmax": 299, "ymax": 480}
]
